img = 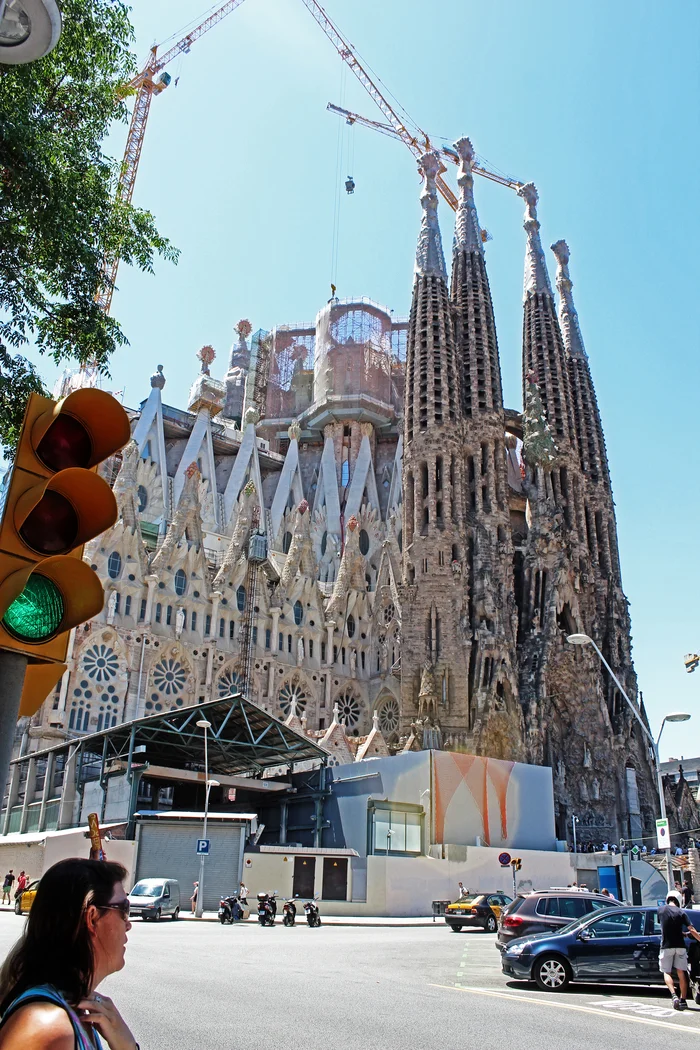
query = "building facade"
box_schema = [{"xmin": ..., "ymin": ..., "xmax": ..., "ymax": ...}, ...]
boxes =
[{"xmin": 25, "ymin": 137, "xmax": 656, "ymax": 847}]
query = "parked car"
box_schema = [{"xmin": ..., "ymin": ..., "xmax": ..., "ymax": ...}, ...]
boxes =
[
  {"xmin": 128, "ymin": 878, "xmax": 180, "ymax": 921},
  {"xmin": 498, "ymin": 890, "xmax": 619, "ymax": 947},
  {"xmin": 445, "ymin": 892, "xmax": 513, "ymax": 933},
  {"xmin": 500, "ymin": 905, "xmax": 700, "ymax": 992},
  {"xmin": 14, "ymin": 879, "xmax": 40, "ymax": 916}
]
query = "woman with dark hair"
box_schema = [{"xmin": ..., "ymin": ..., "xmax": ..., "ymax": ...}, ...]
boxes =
[{"xmin": 0, "ymin": 858, "xmax": 138, "ymax": 1050}]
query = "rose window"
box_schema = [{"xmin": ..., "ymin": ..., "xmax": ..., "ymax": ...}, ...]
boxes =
[
  {"xmin": 279, "ymin": 681, "xmax": 307, "ymax": 717},
  {"xmin": 218, "ymin": 669, "xmax": 245, "ymax": 697},
  {"xmin": 377, "ymin": 697, "xmax": 400, "ymax": 734},
  {"xmin": 152, "ymin": 658, "xmax": 186, "ymax": 696},
  {"xmin": 336, "ymin": 690, "xmax": 361, "ymax": 728},
  {"xmin": 382, "ymin": 603, "xmax": 395, "ymax": 625},
  {"xmin": 83, "ymin": 645, "xmax": 119, "ymax": 683}
]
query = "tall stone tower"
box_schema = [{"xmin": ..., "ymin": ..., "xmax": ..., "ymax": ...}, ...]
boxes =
[
  {"xmin": 449, "ymin": 138, "xmax": 519, "ymax": 758},
  {"xmin": 400, "ymin": 152, "xmax": 470, "ymax": 746}
]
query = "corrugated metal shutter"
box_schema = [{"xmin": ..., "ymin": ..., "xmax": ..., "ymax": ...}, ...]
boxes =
[{"xmin": 135, "ymin": 821, "xmax": 245, "ymax": 911}]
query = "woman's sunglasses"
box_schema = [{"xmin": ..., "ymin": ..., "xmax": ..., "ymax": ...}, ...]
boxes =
[{"xmin": 99, "ymin": 900, "xmax": 130, "ymax": 920}]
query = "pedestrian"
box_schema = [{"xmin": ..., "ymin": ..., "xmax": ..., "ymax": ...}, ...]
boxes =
[
  {"xmin": 675, "ymin": 845, "xmax": 684, "ymax": 857},
  {"xmin": 1, "ymin": 872, "xmax": 14, "ymax": 906},
  {"xmin": 190, "ymin": 881, "xmax": 198, "ymax": 914},
  {"xmin": 600, "ymin": 888, "xmax": 613, "ymax": 898},
  {"xmin": 13, "ymin": 874, "xmax": 27, "ymax": 903},
  {"xmin": 457, "ymin": 882, "xmax": 469, "ymax": 900},
  {"xmin": 0, "ymin": 857, "xmax": 138, "ymax": 1049},
  {"xmin": 683, "ymin": 883, "xmax": 694, "ymax": 908},
  {"xmin": 239, "ymin": 881, "xmax": 249, "ymax": 905},
  {"xmin": 658, "ymin": 890, "xmax": 700, "ymax": 1011}
]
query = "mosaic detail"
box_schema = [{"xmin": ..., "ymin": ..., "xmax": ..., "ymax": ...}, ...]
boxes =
[
  {"xmin": 82, "ymin": 645, "xmax": 119, "ymax": 682},
  {"xmin": 152, "ymin": 658, "xmax": 187, "ymax": 696}
]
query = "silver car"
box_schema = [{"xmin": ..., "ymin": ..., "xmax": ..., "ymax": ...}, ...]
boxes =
[{"xmin": 128, "ymin": 878, "xmax": 180, "ymax": 921}]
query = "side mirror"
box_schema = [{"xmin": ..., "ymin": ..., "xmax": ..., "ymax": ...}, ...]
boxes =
[{"xmin": 577, "ymin": 929, "xmax": 591, "ymax": 941}]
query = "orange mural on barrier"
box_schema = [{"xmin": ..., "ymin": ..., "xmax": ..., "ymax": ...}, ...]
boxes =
[{"xmin": 433, "ymin": 752, "xmax": 515, "ymax": 845}]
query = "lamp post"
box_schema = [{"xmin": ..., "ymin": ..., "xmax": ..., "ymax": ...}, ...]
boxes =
[
  {"xmin": 567, "ymin": 633, "xmax": 690, "ymax": 891},
  {"xmin": 0, "ymin": 0, "xmax": 62, "ymax": 64},
  {"xmin": 572, "ymin": 814, "xmax": 579, "ymax": 856},
  {"xmin": 195, "ymin": 718, "xmax": 219, "ymax": 918}
]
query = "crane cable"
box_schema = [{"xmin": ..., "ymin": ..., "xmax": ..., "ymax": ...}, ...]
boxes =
[{"xmin": 329, "ymin": 61, "xmax": 347, "ymax": 291}]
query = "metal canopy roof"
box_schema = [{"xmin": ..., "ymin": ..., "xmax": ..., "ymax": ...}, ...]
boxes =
[{"xmin": 12, "ymin": 694, "xmax": 328, "ymax": 777}]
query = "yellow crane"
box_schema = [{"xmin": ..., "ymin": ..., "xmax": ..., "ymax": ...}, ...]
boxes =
[{"xmin": 326, "ymin": 102, "xmax": 525, "ymax": 204}]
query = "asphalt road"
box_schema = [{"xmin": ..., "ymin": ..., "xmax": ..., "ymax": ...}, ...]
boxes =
[{"xmin": 1, "ymin": 914, "xmax": 700, "ymax": 1048}]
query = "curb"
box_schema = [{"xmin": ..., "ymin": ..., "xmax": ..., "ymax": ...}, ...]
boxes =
[{"xmin": 179, "ymin": 913, "xmax": 437, "ymax": 928}]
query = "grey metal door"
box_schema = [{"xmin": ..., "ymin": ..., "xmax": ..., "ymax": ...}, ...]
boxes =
[{"xmin": 135, "ymin": 821, "xmax": 245, "ymax": 912}]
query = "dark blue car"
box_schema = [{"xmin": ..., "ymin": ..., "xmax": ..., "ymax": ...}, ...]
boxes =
[{"xmin": 500, "ymin": 905, "xmax": 700, "ymax": 992}]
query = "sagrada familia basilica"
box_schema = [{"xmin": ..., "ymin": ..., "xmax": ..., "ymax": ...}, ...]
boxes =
[{"xmin": 32, "ymin": 138, "xmax": 661, "ymax": 845}]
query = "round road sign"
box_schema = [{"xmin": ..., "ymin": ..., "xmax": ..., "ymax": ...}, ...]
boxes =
[{"xmin": 498, "ymin": 851, "xmax": 512, "ymax": 866}]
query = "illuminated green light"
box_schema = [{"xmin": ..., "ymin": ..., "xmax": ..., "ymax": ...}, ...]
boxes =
[{"xmin": 3, "ymin": 574, "xmax": 63, "ymax": 642}]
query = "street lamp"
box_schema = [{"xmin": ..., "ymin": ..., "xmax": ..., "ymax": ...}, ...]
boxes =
[
  {"xmin": 0, "ymin": 0, "xmax": 61, "ymax": 64},
  {"xmin": 195, "ymin": 718, "xmax": 219, "ymax": 918},
  {"xmin": 567, "ymin": 633, "xmax": 691, "ymax": 890},
  {"xmin": 572, "ymin": 814, "xmax": 579, "ymax": 856}
]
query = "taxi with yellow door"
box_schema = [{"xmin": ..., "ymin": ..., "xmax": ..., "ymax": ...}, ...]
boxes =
[
  {"xmin": 445, "ymin": 891, "xmax": 512, "ymax": 933},
  {"xmin": 14, "ymin": 879, "xmax": 40, "ymax": 915}
]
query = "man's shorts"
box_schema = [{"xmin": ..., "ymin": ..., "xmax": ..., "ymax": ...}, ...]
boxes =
[{"xmin": 659, "ymin": 948, "xmax": 688, "ymax": 973}]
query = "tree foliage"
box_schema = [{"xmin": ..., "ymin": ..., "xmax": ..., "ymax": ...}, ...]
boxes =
[{"xmin": 0, "ymin": 0, "xmax": 178, "ymax": 458}]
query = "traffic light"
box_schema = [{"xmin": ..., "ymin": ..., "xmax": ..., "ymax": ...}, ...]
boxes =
[
  {"xmin": 0, "ymin": 389, "xmax": 130, "ymax": 711},
  {"xmin": 511, "ymin": 858, "xmax": 522, "ymax": 871}
]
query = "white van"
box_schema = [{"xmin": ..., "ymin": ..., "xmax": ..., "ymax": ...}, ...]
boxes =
[{"xmin": 128, "ymin": 878, "xmax": 180, "ymax": 921}]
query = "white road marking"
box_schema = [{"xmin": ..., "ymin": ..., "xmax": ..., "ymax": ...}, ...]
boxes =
[
  {"xmin": 429, "ymin": 984, "xmax": 700, "ymax": 1033},
  {"xmin": 590, "ymin": 999, "xmax": 675, "ymax": 1018}
]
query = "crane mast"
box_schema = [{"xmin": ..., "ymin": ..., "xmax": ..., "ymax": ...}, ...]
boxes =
[{"xmin": 96, "ymin": 0, "xmax": 245, "ymax": 314}]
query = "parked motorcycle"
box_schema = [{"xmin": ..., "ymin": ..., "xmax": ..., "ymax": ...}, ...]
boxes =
[
  {"xmin": 218, "ymin": 894, "xmax": 246, "ymax": 925},
  {"xmin": 282, "ymin": 896, "xmax": 298, "ymax": 927},
  {"xmin": 304, "ymin": 896, "xmax": 322, "ymax": 928},
  {"xmin": 257, "ymin": 891, "xmax": 278, "ymax": 926}
]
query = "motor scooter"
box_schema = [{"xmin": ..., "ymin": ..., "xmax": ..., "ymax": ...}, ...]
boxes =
[
  {"xmin": 218, "ymin": 894, "xmax": 246, "ymax": 924},
  {"xmin": 282, "ymin": 896, "xmax": 298, "ymax": 927},
  {"xmin": 304, "ymin": 896, "xmax": 322, "ymax": 927},
  {"xmin": 257, "ymin": 891, "xmax": 278, "ymax": 926}
]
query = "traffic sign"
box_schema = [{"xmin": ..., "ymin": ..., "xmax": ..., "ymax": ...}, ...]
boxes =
[
  {"xmin": 196, "ymin": 838, "xmax": 210, "ymax": 856},
  {"xmin": 631, "ymin": 845, "xmax": 640, "ymax": 856},
  {"xmin": 498, "ymin": 852, "xmax": 511, "ymax": 867},
  {"xmin": 656, "ymin": 818, "xmax": 669, "ymax": 850}
]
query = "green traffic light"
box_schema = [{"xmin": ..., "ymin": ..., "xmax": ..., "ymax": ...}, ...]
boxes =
[{"xmin": 2, "ymin": 573, "xmax": 64, "ymax": 642}]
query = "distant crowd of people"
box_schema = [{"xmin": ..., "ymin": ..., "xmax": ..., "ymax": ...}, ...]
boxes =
[{"xmin": 570, "ymin": 840, "xmax": 694, "ymax": 856}]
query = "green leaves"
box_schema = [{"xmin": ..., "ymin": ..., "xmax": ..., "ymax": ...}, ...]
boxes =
[{"xmin": 0, "ymin": 0, "xmax": 179, "ymax": 457}]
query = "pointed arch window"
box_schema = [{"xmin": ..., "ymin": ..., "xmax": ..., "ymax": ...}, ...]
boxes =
[
  {"xmin": 346, "ymin": 614, "xmax": 356, "ymax": 639},
  {"xmin": 293, "ymin": 601, "xmax": 303, "ymax": 626},
  {"xmin": 174, "ymin": 569, "xmax": 187, "ymax": 597},
  {"xmin": 341, "ymin": 459, "xmax": 350, "ymax": 487},
  {"xmin": 155, "ymin": 603, "xmax": 162, "ymax": 624},
  {"xmin": 236, "ymin": 586, "xmax": 246, "ymax": 612},
  {"xmin": 107, "ymin": 552, "xmax": 122, "ymax": 580},
  {"xmin": 359, "ymin": 530, "xmax": 370, "ymax": 556}
]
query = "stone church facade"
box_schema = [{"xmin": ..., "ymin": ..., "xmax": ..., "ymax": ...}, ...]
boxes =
[{"xmin": 32, "ymin": 137, "xmax": 657, "ymax": 846}]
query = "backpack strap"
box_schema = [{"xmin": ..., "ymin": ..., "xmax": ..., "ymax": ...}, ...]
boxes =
[{"xmin": 1, "ymin": 984, "xmax": 102, "ymax": 1050}]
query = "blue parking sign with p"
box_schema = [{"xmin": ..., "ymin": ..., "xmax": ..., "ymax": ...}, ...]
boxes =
[{"xmin": 196, "ymin": 838, "xmax": 210, "ymax": 855}]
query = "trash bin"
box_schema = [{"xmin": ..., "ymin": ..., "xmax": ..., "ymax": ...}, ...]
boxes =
[{"xmin": 432, "ymin": 900, "xmax": 452, "ymax": 922}]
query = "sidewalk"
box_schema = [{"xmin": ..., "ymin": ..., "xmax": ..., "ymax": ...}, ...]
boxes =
[{"xmin": 181, "ymin": 911, "xmax": 437, "ymax": 927}]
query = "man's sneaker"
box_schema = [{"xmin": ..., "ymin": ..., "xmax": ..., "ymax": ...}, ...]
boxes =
[
  {"xmin": 679, "ymin": 999, "xmax": 689, "ymax": 1010},
  {"xmin": 673, "ymin": 997, "xmax": 683, "ymax": 1010}
]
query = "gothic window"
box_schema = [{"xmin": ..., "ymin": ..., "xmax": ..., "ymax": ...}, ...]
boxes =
[
  {"xmin": 341, "ymin": 459, "xmax": 350, "ymax": 487},
  {"xmin": 287, "ymin": 634, "xmax": 292, "ymax": 653},
  {"xmin": 152, "ymin": 658, "xmax": 187, "ymax": 696},
  {"xmin": 174, "ymin": 569, "xmax": 187, "ymax": 597},
  {"xmin": 381, "ymin": 604, "xmax": 394, "ymax": 625},
  {"xmin": 229, "ymin": 621, "xmax": 235, "ymax": 640},
  {"xmin": 155, "ymin": 603, "xmax": 162, "ymax": 623},
  {"xmin": 279, "ymin": 680, "xmax": 307, "ymax": 716},
  {"xmin": 137, "ymin": 485, "xmax": 148, "ymax": 512},
  {"xmin": 191, "ymin": 611, "xmax": 197, "ymax": 632},
  {"xmin": 346, "ymin": 614, "xmax": 356, "ymax": 639},
  {"xmin": 124, "ymin": 596, "xmax": 131, "ymax": 617},
  {"xmin": 205, "ymin": 615, "xmax": 211, "ymax": 636},
  {"xmin": 278, "ymin": 632, "xmax": 283, "ymax": 651},
  {"xmin": 359, "ymin": 529, "xmax": 370, "ymax": 556},
  {"xmin": 166, "ymin": 606, "xmax": 172, "ymax": 626},
  {"xmin": 293, "ymin": 601, "xmax": 303, "ymax": 626},
  {"xmin": 139, "ymin": 599, "xmax": 146, "ymax": 622},
  {"xmin": 218, "ymin": 669, "xmax": 244, "ymax": 697},
  {"xmin": 252, "ymin": 626, "xmax": 258, "ymax": 645},
  {"xmin": 113, "ymin": 593, "xmax": 120, "ymax": 616},
  {"xmin": 321, "ymin": 532, "xmax": 328, "ymax": 556},
  {"xmin": 321, "ymin": 641, "xmax": 326, "ymax": 662},
  {"xmin": 336, "ymin": 689, "xmax": 361, "ymax": 728},
  {"xmin": 376, "ymin": 697, "xmax": 400, "ymax": 735},
  {"xmin": 265, "ymin": 629, "xmax": 271, "ymax": 649},
  {"xmin": 107, "ymin": 552, "xmax": 122, "ymax": 579},
  {"xmin": 397, "ymin": 530, "xmax": 402, "ymax": 553},
  {"xmin": 219, "ymin": 618, "xmax": 225, "ymax": 638},
  {"xmin": 308, "ymin": 639, "xmax": 314, "ymax": 659},
  {"xmin": 283, "ymin": 531, "xmax": 293, "ymax": 554},
  {"xmin": 82, "ymin": 645, "xmax": 119, "ymax": 683},
  {"xmin": 236, "ymin": 586, "xmax": 246, "ymax": 612}
]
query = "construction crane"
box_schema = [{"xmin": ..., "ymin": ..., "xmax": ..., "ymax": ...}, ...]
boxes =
[
  {"xmin": 96, "ymin": 0, "xmax": 245, "ymax": 314},
  {"xmin": 326, "ymin": 102, "xmax": 525, "ymax": 203}
]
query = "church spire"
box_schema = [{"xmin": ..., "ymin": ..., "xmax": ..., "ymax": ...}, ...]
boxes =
[
  {"xmin": 414, "ymin": 152, "xmax": 447, "ymax": 280},
  {"xmin": 519, "ymin": 183, "xmax": 553, "ymax": 298},
  {"xmin": 551, "ymin": 240, "xmax": 586, "ymax": 359},
  {"xmin": 453, "ymin": 137, "xmax": 483, "ymax": 255}
]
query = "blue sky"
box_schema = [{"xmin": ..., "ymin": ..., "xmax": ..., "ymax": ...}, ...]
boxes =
[{"xmin": 28, "ymin": 0, "xmax": 700, "ymax": 758}]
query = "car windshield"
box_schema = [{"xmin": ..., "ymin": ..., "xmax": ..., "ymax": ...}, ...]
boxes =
[
  {"xmin": 131, "ymin": 881, "xmax": 164, "ymax": 897},
  {"xmin": 453, "ymin": 895, "xmax": 482, "ymax": 906}
]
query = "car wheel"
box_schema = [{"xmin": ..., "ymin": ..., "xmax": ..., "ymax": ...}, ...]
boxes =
[
  {"xmin": 171, "ymin": 907, "xmax": 179, "ymax": 921},
  {"xmin": 485, "ymin": 916, "xmax": 498, "ymax": 933},
  {"xmin": 14, "ymin": 900, "xmax": 21, "ymax": 915},
  {"xmin": 450, "ymin": 925, "xmax": 463, "ymax": 932},
  {"xmin": 153, "ymin": 908, "xmax": 161, "ymax": 922},
  {"xmin": 534, "ymin": 954, "xmax": 570, "ymax": 992}
]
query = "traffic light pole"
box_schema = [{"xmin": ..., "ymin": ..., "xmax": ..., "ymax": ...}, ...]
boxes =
[{"xmin": 0, "ymin": 651, "xmax": 27, "ymax": 818}]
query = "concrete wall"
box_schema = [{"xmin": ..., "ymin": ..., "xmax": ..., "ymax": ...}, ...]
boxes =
[{"xmin": 0, "ymin": 831, "xmax": 137, "ymax": 891}]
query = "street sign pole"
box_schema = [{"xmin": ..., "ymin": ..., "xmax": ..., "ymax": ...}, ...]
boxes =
[{"xmin": 0, "ymin": 651, "xmax": 27, "ymax": 808}]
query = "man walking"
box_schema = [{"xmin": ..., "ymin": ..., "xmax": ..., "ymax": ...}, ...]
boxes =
[
  {"xmin": 1, "ymin": 870, "xmax": 14, "ymax": 905},
  {"xmin": 658, "ymin": 890, "xmax": 700, "ymax": 1010},
  {"xmin": 457, "ymin": 882, "xmax": 469, "ymax": 900}
]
